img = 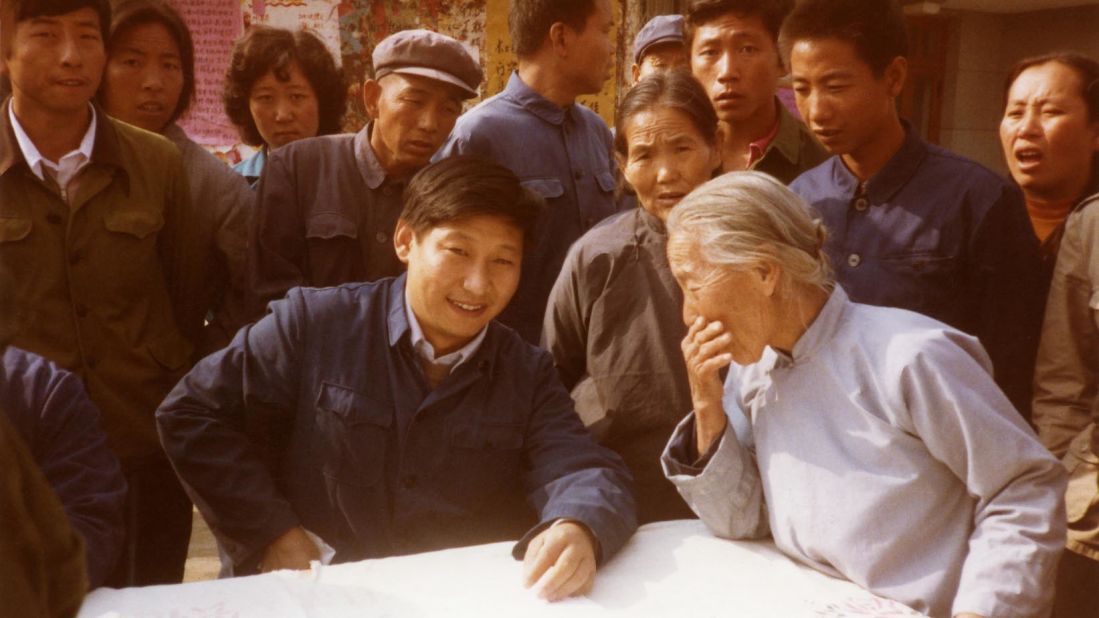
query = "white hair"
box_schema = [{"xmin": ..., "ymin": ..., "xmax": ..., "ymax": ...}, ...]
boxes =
[{"xmin": 665, "ymin": 171, "xmax": 834, "ymax": 294}]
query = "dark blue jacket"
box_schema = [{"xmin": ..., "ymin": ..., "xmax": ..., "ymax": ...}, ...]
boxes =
[
  {"xmin": 790, "ymin": 128, "xmax": 1044, "ymax": 418},
  {"xmin": 156, "ymin": 275, "xmax": 637, "ymax": 571},
  {"xmin": 1, "ymin": 347, "xmax": 127, "ymax": 589}
]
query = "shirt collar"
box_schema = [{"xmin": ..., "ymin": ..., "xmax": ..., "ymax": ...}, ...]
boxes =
[
  {"xmin": 831, "ymin": 121, "xmax": 928, "ymax": 203},
  {"xmin": 385, "ymin": 273, "xmax": 489, "ymax": 371},
  {"xmin": 8, "ymin": 102, "xmax": 96, "ymax": 182},
  {"xmin": 355, "ymin": 122, "xmax": 389, "ymax": 190},
  {"xmin": 235, "ymin": 147, "xmax": 267, "ymax": 180},
  {"xmin": 747, "ymin": 104, "xmax": 782, "ymax": 168},
  {"xmin": 503, "ymin": 71, "xmax": 572, "ymax": 126},
  {"xmin": 770, "ymin": 284, "xmax": 848, "ymax": 369}
]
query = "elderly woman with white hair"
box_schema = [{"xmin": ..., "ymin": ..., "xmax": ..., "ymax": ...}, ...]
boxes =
[{"xmin": 660, "ymin": 171, "xmax": 1067, "ymax": 618}]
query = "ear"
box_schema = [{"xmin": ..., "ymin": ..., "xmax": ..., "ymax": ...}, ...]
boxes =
[
  {"xmin": 393, "ymin": 219, "xmax": 414, "ymax": 265},
  {"xmin": 884, "ymin": 56, "xmax": 907, "ymax": 98},
  {"xmin": 755, "ymin": 259, "xmax": 782, "ymax": 298},
  {"xmin": 631, "ymin": 63, "xmax": 641, "ymax": 84},
  {"xmin": 362, "ymin": 79, "xmax": 382, "ymax": 120},
  {"xmin": 548, "ymin": 22, "xmax": 570, "ymax": 58}
]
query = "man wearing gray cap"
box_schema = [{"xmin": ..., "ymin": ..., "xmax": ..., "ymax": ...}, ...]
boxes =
[
  {"xmin": 436, "ymin": 0, "xmax": 618, "ymax": 344},
  {"xmin": 246, "ymin": 29, "xmax": 482, "ymax": 318},
  {"xmin": 631, "ymin": 15, "xmax": 688, "ymax": 84}
]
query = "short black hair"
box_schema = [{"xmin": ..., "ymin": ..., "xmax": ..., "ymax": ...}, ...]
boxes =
[
  {"xmin": 4, "ymin": 0, "xmax": 111, "ymax": 56},
  {"xmin": 509, "ymin": 0, "xmax": 598, "ymax": 58},
  {"xmin": 99, "ymin": 0, "xmax": 194, "ymax": 126},
  {"xmin": 223, "ymin": 25, "xmax": 346, "ymax": 147},
  {"xmin": 780, "ymin": 0, "xmax": 907, "ymax": 76},
  {"xmin": 401, "ymin": 155, "xmax": 544, "ymax": 249},
  {"xmin": 684, "ymin": 0, "xmax": 793, "ymax": 47},
  {"xmin": 615, "ymin": 68, "xmax": 718, "ymax": 159},
  {"xmin": 1005, "ymin": 52, "xmax": 1099, "ymax": 123}
]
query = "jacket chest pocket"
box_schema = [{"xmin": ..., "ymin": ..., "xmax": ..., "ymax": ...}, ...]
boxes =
[
  {"xmin": 878, "ymin": 252, "xmax": 958, "ymax": 311},
  {"xmin": 315, "ymin": 382, "xmax": 392, "ymax": 488},
  {"xmin": 305, "ymin": 213, "xmax": 362, "ymax": 286},
  {"xmin": 101, "ymin": 208, "xmax": 165, "ymax": 283},
  {"xmin": 0, "ymin": 216, "xmax": 34, "ymax": 276},
  {"xmin": 449, "ymin": 420, "xmax": 525, "ymax": 498}
]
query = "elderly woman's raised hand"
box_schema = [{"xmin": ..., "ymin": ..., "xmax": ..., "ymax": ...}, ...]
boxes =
[{"xmin": 682, "ymin": 317, "xmax": 734, "ymax": 454}]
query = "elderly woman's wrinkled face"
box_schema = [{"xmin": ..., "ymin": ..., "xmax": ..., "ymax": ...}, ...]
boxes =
[
  {"xmin": 669, "ymin": 238, "xmax": 779, "ymax": 365},
  {"xmin": 622, "ymin": 106, "xmax": 720, "ymax": 222},
  {"xmin": 1001, "ymin": 62, "xmax": 1099, "ymax": 203}
]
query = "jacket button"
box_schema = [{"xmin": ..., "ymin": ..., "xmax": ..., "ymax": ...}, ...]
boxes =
[
  {"xmin": 853, "ymin": 197, "xmax": 869, "ymax": 211},
  {"xmin": 375, "ymin": 232, "xmax": 387, "ymax": 244},
  {"xmin": 47, "ymin": 213, "xmax": 64, "ymax": 225},
  {"xmin": 401, "ymin": 475, "xmax": 417, "ymax": 489},
  {"xmin": 847, "ymin": 254, "xmax": 861, "ymax": 268}
]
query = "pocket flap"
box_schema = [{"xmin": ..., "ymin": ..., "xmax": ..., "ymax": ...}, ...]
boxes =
[
  {"xmin": 452, "ymin": 421, "xmax": 524, "ymax": 450},
  {"xmin": 596, "ymin": 171, "xmax": 616, "ymax": 193},
  {"xmin": 104, "ymin": 209, "xmax": 164, "ymax": 239},
  {"xmin": 317, "ymin": 382, "xmax": 391, "ymax": 427},
  {"xmin": 0, "ymin": 216, "xmax": 31, "ymax": 242},
  {"xmin": 521, "ymin": 177, "xmax": 565, "ymax": 200},
  {"xmin": 306, "ymin": 213, "xmax": 358, "ymax": 240}
]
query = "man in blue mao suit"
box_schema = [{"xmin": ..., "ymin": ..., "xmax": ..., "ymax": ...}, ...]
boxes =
[{"xmin": 157, "ymin": 155, "xmax": 637, "ymax": 601}]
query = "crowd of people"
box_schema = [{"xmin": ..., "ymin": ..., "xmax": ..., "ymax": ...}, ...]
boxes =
[{"xmin": 0, "ymin": 0, "xmax": 1096, "ymax": 616}]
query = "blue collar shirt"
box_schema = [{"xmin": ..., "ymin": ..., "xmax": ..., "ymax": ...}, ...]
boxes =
[
  {"xmin": 156, "ymin": 274, "xmax": 637, "ymax": 570},
  {"xmin": 789, "ymin": 127, "xmax": 1045, "ymax": 416}
]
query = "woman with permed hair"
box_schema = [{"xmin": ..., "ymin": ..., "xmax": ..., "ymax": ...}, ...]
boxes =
[{"xmin": 223, "ymin": 25, "xmax": 346, "ymax": 186}]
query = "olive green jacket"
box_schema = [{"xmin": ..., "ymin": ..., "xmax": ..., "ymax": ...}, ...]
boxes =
[
  {"xmin": 0, "ymin": 100, "xmax": 213, "ymax": 463},
  {"xmin": 750, "ymin": 99, "xmax": 829, "ymax": 184}
]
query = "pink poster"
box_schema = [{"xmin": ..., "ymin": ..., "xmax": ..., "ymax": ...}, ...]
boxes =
[{"xmin": 171, "ymin": 0, "xmax": 244, "ymax": 147}]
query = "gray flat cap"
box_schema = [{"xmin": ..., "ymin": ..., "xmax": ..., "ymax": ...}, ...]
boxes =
[
  {"xmin": 373, "ymin": 29, "xmax": 483, "ymax": 99},
  {"xmin": 633, "ymin": 15, "xmax": 685, "ymax": 65}
]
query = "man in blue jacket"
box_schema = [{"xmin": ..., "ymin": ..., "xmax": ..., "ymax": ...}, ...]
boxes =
[{"xmin": 157, "ymin": 155, "xmax": 637, "ymax": 601}]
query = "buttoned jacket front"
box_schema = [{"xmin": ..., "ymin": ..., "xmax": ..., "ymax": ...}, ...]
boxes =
[
  {"xmin": 0, "ymin": 99, "xmax": 208, "ymax": 462},
  {"xmin": 157, "ymin": 275, "xmax": 637, "ymax": 570}
]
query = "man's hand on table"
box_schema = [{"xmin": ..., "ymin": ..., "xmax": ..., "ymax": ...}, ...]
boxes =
[
  {"xmin": 522, "ymin": 520, "xmax": 598, "ymax": 602},
  {"xmin": 260, "ymin": 526, "xmax": 321, "ymax": 572}
]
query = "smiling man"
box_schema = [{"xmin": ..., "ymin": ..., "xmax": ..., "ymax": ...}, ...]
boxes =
[
  {"xmin": 783, "ymin": 0, "xmax": 1045, "ymax": 419},
  {"xmin": 0, "ymin": 0, "xmax": 217, "ymax": 586},
  {"xmin": 158, "ymin": 155, "xmax": 637, "ymax": 599},
  {"xmin": 685, "ymin": 0, "xmax": 826, "ymax": 181},
  {"xmin": 247, "ymin": 29, "xmax": 482, "ymax": 319},
  {"xmin": 436, "ymin": 0, "xmax": 620, "ymax": 344}
]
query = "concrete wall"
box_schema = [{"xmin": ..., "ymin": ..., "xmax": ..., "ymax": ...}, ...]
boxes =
[{"xmin": 940, "ymin": 4, "xmax": 1099, "ymax": 174}]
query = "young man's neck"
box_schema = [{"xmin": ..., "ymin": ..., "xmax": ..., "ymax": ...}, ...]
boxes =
[
  {"xmin": 719, "ymin": 98, "xmax": 778, "ymax": 172},
  {"xmin": 11, "ymin": 96, "xmax": 93, "ymax": 163},
  {"xmin": 841, "ymin": 115, "xmax": 906, "ymax": 182},
  {"xmin": 517, "ymin": 59, "xmax": 578, "ymax": 108}
]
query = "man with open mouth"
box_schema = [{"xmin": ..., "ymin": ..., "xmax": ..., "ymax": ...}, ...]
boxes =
[{"xmin": 157, "ymin": 155, "xmax": 637, "ymax": 601}]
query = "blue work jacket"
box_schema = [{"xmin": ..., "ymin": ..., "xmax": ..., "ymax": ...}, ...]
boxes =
[
  {"xmin": 1, "ymin": 346, "xmax": 127, "ymax": 588},
  {"xmin": 156, "ymin": 275, "xmax": 637, "ymax": 571}
]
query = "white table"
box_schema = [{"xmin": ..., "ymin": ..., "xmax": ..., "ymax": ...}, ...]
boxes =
[{"xmin": 79, "ymin": 520, "xmax": 922, "ymax": 617}]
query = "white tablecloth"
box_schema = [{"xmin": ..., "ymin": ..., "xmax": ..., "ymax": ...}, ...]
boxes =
[{"xmin": 79, "ymin": 520, "xmax": 922, "ymax": 617}]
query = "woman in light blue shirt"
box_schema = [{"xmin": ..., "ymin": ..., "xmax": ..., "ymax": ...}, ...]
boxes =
[{"xmin": 661, "ymin": 171, "xmax": 1066, "ymax": 618}]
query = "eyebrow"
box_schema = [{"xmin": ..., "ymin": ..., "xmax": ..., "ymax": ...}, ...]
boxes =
[{"xmin": 447, "ymin": 231, "xmax": 521, "ymax": 255}]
